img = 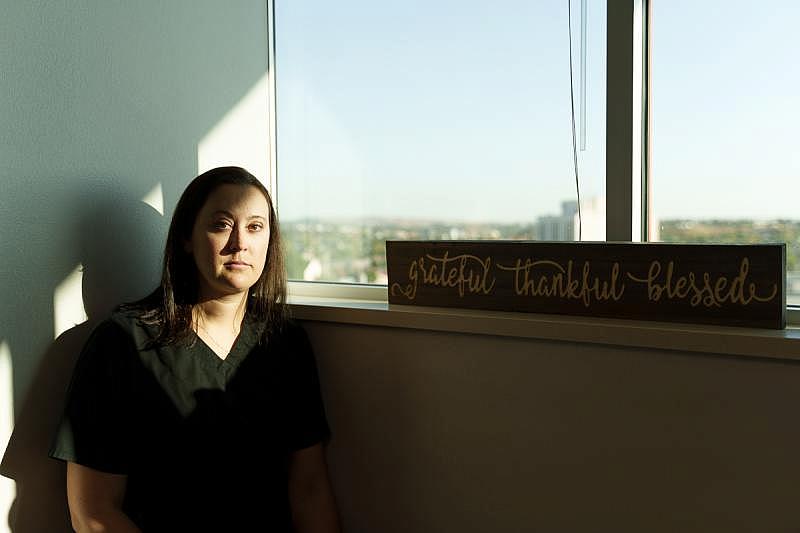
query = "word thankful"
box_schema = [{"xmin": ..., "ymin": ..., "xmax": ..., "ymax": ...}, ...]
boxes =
[{"xmin": 389, "ymin": 252, "xmax": 778, "ymax": 308}]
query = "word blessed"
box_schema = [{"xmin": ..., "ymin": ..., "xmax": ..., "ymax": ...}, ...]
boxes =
[
  {"xmin": 625, "ymin": 257, "xmax": 777, "ymax": 307},
  {"xmin": 390, "ymin": 254, "xmax": 778, "ymax": 308}
]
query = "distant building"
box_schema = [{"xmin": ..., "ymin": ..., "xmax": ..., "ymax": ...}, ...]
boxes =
[
  {"xmin": 536, "ymin": 200, "xmax": 576, "ymax": 241},
  {"xmin": 535, "ymin": 197, "xmax": 605, "ymax": 241},
  {"xmin": 303, "ymin": 257, "xmax": 323, "ymax": 281},
  {"xmin": 577, "ymin": 196, "xmax": 606, "ymax": 241}
]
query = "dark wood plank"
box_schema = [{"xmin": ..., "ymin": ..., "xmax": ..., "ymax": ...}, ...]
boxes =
[{"xmin": 386, "ymin": 241, "xmax": 786, "ymax": 329}]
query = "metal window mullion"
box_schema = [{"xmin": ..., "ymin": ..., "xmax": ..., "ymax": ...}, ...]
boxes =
[
  {"xmin": 266, "ymin": 0, "xmax": 279, "ymax": 205},
  {"xmin": 606, "ymin": 0, "xmax": 646, "ymax": 242},
  {"xmin": 642, "ymin": 0, "xmax": 652, "ymax": 240}
]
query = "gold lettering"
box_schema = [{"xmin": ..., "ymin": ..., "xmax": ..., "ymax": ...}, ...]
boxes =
[
  {"xmin": 498, "ymin": 258, "xmax": 625, "ymax": 307},
  {"xmin": 398, "ymin": 252, "xmax": 778, "ymax": 311},
  {"xmin": 390, "ymin": 258, "xmax": 420, "ymax": 300},
  {"xmin": 714, "ymin": 276, "xmax": 729, "ymax": 303},
  {"xmin": 408, "ymin": 252, "xmax": 497, "ymax": 297},
  {"xmin": 627, "ymin": 256, "xmax": 777, "ymax": 307},
  {"xmin": 609, "ymin": 262, "xmax": 626, "ymax": 301},
  {"xmin": 627, "ymin": 261, "xmax": 664, "ymax": 301}
]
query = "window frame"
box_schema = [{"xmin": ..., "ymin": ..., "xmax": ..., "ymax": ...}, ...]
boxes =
[
  {"xmin": 605, "ymin": 0, "xmax": 646, "ymax": 242},
  {"xmin": 267, "ymin": 0, "xmax": 799, "ymax": 324}
]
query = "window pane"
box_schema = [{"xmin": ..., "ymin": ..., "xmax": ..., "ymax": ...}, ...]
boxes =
[
  {"xmin": 650, "ymin": 0, "xmax": 800, "ymax": 306},
  {"xmin": 277, "ymin": 1, "xmax": 606, "ymax": 283}
]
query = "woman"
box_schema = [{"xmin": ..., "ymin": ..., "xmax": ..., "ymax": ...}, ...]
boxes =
[{"xmin": 50, "ymin": 167, "xmax": 340, "ymax": 532}]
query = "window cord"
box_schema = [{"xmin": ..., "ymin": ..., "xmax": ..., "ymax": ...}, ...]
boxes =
[{"xmin": 567, "ymin": 0, "xmax": 583, "ymax": 241}]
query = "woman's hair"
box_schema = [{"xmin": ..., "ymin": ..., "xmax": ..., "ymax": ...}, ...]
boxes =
[{"xmin": 135, "ymin": 166, "xmax": 287, "ymax": 345}]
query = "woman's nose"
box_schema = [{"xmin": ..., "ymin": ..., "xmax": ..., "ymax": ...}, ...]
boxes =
[{"xmin": 228, "ymin": 227, "xmax": 247, "ymax": 252}]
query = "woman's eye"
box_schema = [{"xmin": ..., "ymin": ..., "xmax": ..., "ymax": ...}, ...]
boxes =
[
  {"xmin": 249, "ymin": 223, "xmax": 264, "ymax": 231},
  {"xmin": 211, "ymin": 220, "xmax": 231, "ymax": 230}
]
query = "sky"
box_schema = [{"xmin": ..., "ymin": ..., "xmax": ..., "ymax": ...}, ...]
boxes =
[
  {"xmin": 274, "ymin": 0, "xmax": 799, "ymax": 224},
  {"xmin": 650, "ymin": 0, "xmax": 800, "ymax": 221}
]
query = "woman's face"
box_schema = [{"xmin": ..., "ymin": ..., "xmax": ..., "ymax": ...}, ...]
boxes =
[{"xmin": 185, "ymin": 184, "xmax": 271, "ymax": 300}]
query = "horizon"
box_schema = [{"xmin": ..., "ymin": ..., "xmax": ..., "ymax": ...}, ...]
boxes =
[{"xmin": 280, "ymin": 213, "xmax": 800, "ymax": 226}]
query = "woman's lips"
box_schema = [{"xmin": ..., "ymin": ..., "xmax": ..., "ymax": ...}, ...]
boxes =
[{"xmin": 224, "ymin": 261, "xmax": 250, "ymax": 270}]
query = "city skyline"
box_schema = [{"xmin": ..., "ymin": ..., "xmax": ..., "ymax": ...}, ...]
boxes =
[{"xmin": 281, "ymin": 209, "xmax": 800, "ymax": 307}]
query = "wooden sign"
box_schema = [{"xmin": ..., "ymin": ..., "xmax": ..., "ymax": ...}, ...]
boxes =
[{"xmin": 386, "ymin": 241, "xmax": 786, "ymax": 329}]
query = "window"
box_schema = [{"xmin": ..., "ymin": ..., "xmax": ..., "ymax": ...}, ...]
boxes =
[
  {"xmin": 271, "ymin": 1, "xmax": 797, "ymax": 314},
  {"xmin": 649, "ymin": 0, "xmax": 800, "ymax": 306},
  {"xmin": 275, "ymin": 0, "xmax": 607, "ymax": 283}
]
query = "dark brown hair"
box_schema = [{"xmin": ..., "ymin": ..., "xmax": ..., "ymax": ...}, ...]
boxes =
[{"xmin": 136, "ymin": 166, "xmax": 287, "ymax": 344}]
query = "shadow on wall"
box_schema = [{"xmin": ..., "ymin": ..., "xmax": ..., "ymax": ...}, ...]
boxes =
[
  {"xmin": 0, "ymin": 187, "xmax": 163, "ymax": 532},
  {"xmin": 0, "ymin": 1, "xmax": 270, "ymax": 530}
]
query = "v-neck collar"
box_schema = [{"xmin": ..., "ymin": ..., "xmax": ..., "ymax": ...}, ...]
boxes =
[
  {"xmin": 193, "ymin": 314, "xmax": 263, "ymax": 373},
  {"xmin": 195, "ymin": 333, "xmax": 239, "ymax": 363}
]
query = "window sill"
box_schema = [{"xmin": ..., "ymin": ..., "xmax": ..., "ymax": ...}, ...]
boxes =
[{"xmin": 288, "ymin": 295, "xmax": 800, "ymax": 363}]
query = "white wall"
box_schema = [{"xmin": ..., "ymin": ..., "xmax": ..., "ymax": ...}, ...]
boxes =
[
  {"xmin": 305, "ymin": 320, "xmax": 800, "ymax": 533},
  {"xmin": 0, "ymin": 2, "xmax": 269, "ymax": 530}
]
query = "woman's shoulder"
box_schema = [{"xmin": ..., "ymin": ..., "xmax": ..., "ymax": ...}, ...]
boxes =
[
  {"xmin": 107, "ymin": 304, "xmax": 147, "ymax": 331},
  {"xmin": 244, "ymin": 312, "xmax": 304, "ymax": 338},
  {"xmin": 72, "ymin": 312, "xmax": 143, "ymax": 373},
  {"xmin": 274, "ymin": 318, "xmax": 310, "ymax": 344},
  {"xmin": 282, "ymin": 318, "xmax": 306, "ymax": 335},
  {"xmin": 87, "ymin": 303, "xmax": 160, "ymax": 350},
  {"xmin": 248, "ymin": 317, "xmax": 310, "ymax": 355}
]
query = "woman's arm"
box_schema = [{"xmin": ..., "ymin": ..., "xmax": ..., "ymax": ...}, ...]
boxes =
[
  {"xmin": 288, "ymin": 443, "xmax": 341, "ymax": 533},
  {"xmin": 66, "ymin": 462, "xmax": 142, "ymax": 533}
]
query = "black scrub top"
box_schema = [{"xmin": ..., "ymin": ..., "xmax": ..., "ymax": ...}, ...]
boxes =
[{"xmin": 50, "ymin": 308, "xmax": 330, "ymax": 532}]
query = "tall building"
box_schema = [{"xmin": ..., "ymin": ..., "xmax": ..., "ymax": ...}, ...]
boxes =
[
  {"xmin": 535, "ymin": 197, "xmax": 605, "ymax": 241},
  {"xmin": 536, "ymin": 200, "xmax": 577, "ymax": 241}
]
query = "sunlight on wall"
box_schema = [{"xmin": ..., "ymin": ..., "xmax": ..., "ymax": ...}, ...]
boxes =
[
  {"xmin": 53, "ymin": 264, "xmax": 88, "ymax": 339},
  {"xmin": 197, "ymin": 74, "xmax": 270, "ymax": 185},
  {"xmin": 142, "ymin": 182, "xmax": 164, "ymax": 216},
  {"xmin": 0, "ymin": 341, "xmax": 15, "ymax": 533}
]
